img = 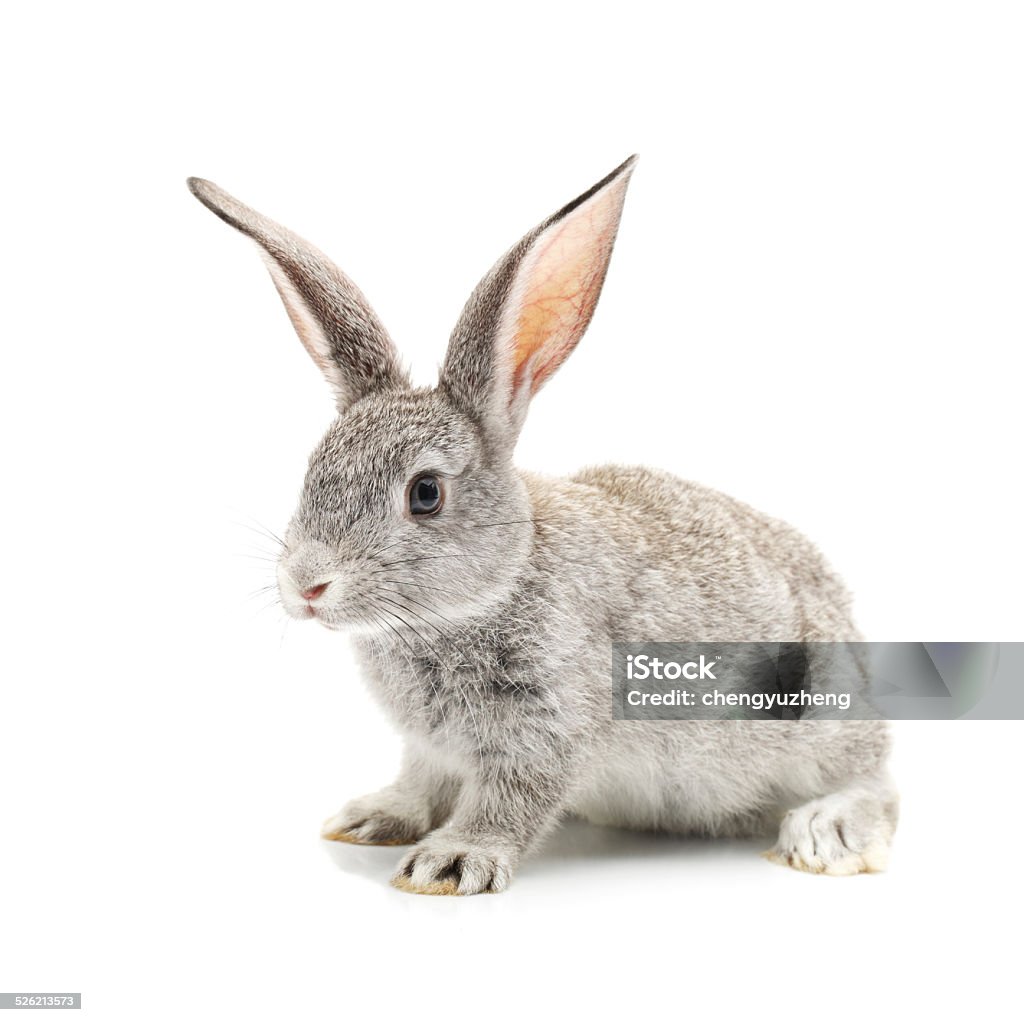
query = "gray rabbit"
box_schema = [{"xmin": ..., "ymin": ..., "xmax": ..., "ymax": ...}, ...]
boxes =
[{"xmin": 188, "ymin": 157, "xmax": 897, "ymax": 895}]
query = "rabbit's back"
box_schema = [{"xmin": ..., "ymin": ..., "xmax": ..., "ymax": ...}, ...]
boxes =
[{"xmin": 527, "ymin": 465, "xmax": 857, "ymax": 644}]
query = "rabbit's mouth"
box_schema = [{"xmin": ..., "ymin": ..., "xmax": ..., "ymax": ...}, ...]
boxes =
[
  {"xmin": 303, "ymin": 604, "xmax": 353, "ymax": 630},
  {"xmin": 286, "ymin": 600, "xmax": 343, "ymax": 631},
  {"xmin": 305, "ymin": 607, "xmax": 390, "ymax": 636},
  {"xmin": 283, "ymin": 590, "xmax": 350, "ymax": 629},
  {"xmin": 278, "ymin": 581, "xmax": 377, "ymax": 633}
]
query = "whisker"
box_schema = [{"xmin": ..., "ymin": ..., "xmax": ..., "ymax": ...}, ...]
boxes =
[
  {"xmin": 377, "ymin": 554, "xmax": 477, "ymax": 568},
  {"xmin": 465, "ymin": 518, "xmax": 553, "ymax": 529},
  {"xmin": 373, "ymin": 595, "xmax": 483, "ymax": 756},
  {"xmin": 248, "ymin": 596, "xmax": 285, "ymax": 620},
  {"xmin": 376, "ymin": 588, "xmax": 463, "ymax": 631},
  {"xmin": 366, "ymin": 600, "xmax": 453, "ymax": 749},
  {"xmin": 363, "ymin": 536, "xmax": 415, "ymax": 560},
  {"xmin": 233, "ymin": 519, "xmax": 287, "ymax": 550},
  {"xmin": 375, "ymin": 578, "xmax": 462, "ymax": 597},
  {"xmin": 377, "ymin": 550, "xmax": 599, "ymax": 570},
  {"xmin": 237, "ymin": 557, "xmax": 282, "ymax": 573},
  {"xmin": 373, "ymin": 595, "xmax": 473, "ymax": 676},
  {"xmin": 374, "ymin": 594, "xmax": 448, "ymax": 642}
]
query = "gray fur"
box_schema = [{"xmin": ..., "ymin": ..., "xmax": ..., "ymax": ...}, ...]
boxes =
[
  {"xmin": 186, "ymin": 177, "xmax": 408, "ymax": 409},
  {"xmin": 188, "ymin": 159, "xmax": 897, "ymax": 894}
]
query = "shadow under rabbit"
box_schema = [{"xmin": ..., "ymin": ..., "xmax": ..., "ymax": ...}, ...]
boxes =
[{"xmin": 320, "ymin": 817, "xmax": 769, "ymax": 890}]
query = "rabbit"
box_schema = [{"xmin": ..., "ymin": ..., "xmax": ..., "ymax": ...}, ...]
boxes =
[{"xmin": 187, "ymin": 156, "xmax": 897, "ymax": 895}]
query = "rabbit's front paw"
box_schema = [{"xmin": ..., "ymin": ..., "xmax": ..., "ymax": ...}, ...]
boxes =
[
  {"xmin": 391, "ymin": 832, "xmax": 516, "ymax": 896},
  {"xmin": 321, "ymin": 792, "xmax": 430, "ymax": 846}
]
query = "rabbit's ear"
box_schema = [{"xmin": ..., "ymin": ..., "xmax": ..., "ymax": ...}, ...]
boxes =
[
  {"xmin": 187, "ymin": 178, "xmax": 409, "ymax": 410},
  {"xmin": 440, "ymin": 156, "xmax": 637, "ymax": 449}
]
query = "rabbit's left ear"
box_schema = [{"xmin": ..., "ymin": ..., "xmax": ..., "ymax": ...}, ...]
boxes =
[{"xmin": 440, "ymin": 156, "xmax": 637, "ymax": 451}]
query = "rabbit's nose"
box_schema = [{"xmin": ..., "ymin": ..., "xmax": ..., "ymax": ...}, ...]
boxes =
[{"xmin": 301, "ymin": 582, "xmax": 330, "ymax": 602}]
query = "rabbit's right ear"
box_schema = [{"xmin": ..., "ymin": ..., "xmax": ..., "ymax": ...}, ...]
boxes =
[{"xmin": 187, "ymin": 178, "xmax": 409, "ymax": 411}]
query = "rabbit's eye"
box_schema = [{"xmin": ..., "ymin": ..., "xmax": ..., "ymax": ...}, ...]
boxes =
[{"xmin": 408, "ymin": 474, "xmax": 444, "ymax": 517}]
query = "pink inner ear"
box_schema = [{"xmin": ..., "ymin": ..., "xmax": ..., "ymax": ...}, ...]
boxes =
[
  {"xmin": 511, "ymin": 182, "xmax": 625, "ymax": 396},
  {"xmin": 261, "ymin": 255, "xmax": 343, "ymax": 391},
  {"xmin": 270, "ymin": 276, "xmax": 332, "ymax": 373}
]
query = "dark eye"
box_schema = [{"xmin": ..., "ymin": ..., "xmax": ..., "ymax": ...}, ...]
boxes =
[{"xmin": 408, "ymin": 474, "xmax": 444, "ymax": 517}]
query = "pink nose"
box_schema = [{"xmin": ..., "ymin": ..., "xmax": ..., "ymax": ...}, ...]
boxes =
[{"xmin": 301, "ymin": 582, "xmax": 329, "ymax": 602}]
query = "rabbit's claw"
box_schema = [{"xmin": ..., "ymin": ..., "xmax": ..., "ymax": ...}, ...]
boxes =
[{"xmin": 391, "ymin": 833, "xmax": 515, "ymax": 896}]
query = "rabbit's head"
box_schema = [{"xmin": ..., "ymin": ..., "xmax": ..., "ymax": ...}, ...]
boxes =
[{"xmin": 188, "ymin": 158, "xmax": 636, "ymax": 633}]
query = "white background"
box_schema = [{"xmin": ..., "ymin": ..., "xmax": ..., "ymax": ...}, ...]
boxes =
[{"xmin": 2, "ymin": 2, "xmax": 1022, "ymax": 1020}]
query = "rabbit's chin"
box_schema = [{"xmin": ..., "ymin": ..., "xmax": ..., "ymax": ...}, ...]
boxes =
[
  {"xmin": 316, "ymin": 616, "xmax": 380, "ymax": 636},
  {"xmin": 276, "ymin": 598, "xmax": 353, "ymax": 631},
  {"xmin": 286, "ymin": 603, "xmax": 394, "ymax": 638}
]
